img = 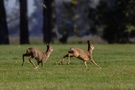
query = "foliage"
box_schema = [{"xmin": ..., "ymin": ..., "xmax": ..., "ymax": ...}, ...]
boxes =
[
  {"xmin": 96, "ymin": 0, "xmax": 135, "ymax": 43},
  {"xmin": 0, "ymin": 44, "xmax": 135, "ymax": 89},
  {"xmin": 58, "ymin": 0, "xmax": 91, "ymax": 43},
  {"xmin": 126, "ymin": 25, "xmax": 135, "ymax": 32}
]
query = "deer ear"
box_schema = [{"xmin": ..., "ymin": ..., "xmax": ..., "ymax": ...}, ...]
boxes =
[
  {"xmin": 87, "ymin": 40, "xmax": 90, "ymax": 43},
  {"xmin": 46, "ymin": 43, "xmax": 49, "ymax": 46},
  {"xmin": 46, "ymin": 43, "xmax": 50, "ymax": 46},
  {"xmin": 48, "ymin": 43, "xmax": 50, "ymax": 46},
  {"xmin": 46, "ymin": 43, "xmax": 50, "ymax": 47}
]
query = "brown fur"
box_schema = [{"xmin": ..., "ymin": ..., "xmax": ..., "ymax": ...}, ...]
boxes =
[
  {"xmin": 22, "ymin": 44, "xmax": 53, "ymax": 69},
  {"xmin": 60, "ymin": 40, "xmax": 101, "ymax": 69}
]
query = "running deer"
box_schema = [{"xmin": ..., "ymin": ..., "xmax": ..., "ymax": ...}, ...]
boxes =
[
  {"xmin": 22, "ymin": 44, "xmax": 53, "ymax": 69},
  {"xmin": 60, "ymin": 40, "xmax": 101, "ymax": 69}
]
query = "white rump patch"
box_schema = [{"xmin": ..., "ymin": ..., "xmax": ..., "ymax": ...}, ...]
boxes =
[{"xmin": 69, "ymin": 48, "xmax": 74, "ymax": 52}]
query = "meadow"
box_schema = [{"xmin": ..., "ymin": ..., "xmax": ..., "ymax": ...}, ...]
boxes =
[{"xmin": 0, "ymin": 44, "xmax": 135, "ymax": 90}]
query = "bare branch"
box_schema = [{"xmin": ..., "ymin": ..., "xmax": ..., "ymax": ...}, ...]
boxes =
[{"xmin": 41, "ymin": 3, "xmax": 47, "ymax": 8}]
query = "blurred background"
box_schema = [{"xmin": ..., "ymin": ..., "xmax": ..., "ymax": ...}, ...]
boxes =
[{"xmin": 0, "ymin": 0, "xmax": 135, "ymax": 44}]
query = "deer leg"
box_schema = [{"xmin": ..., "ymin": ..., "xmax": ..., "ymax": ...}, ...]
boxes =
[
  {"xmin": 41, "ymin": 61, "xmax": 43, "ymax": 68},
  {"xmin": 84, "ymin": 61, "xmax": 88, "ymax": 69},
  {"xmin": 60, "ymin": 54, "xmax": 68, "ymax": 64},
  {"xmin": 33, "ymin": 51, "xmax": 37, "ymax": 58},
  {"xmin": 34, "ymin": 61, "xmax": 40, "ymax": 69},
  {"xmin": 28, "ymin": 57, "xmax": 36, "ymax": 68},
  {"xmin": 67, "ymin": 55, "xmax": 71, "ymax": 65},
  {"xmin": 90, "ymin": 59, "xmax": 101, "ymax": 69},
  {"xmin": 60, "ymin": 53, "xmax": 73, "ymax": 65},
  {"xmin": 67, "ymin": 53, "xmax": 74, "ymax": 65},
  {"xmin": 22, "ymin": 54, "xmax": 29, "ymax": 66}
]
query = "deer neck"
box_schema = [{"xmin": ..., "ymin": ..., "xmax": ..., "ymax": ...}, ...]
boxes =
[
  {"xmin": 46, "ymin": 50, "xmax": 52, "ymax": 57},
  {"xmin": 87, "ymin": 44, "xmax": 90, "ymax": 51},
  {"xmin": 88, "ymin": 49, "xmax": 93, "ymax": 55}
]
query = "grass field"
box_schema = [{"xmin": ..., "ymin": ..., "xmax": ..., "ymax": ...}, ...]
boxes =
[{"xmin": 0, "ymin": 44, "xmax": 135, "ymax": 90}]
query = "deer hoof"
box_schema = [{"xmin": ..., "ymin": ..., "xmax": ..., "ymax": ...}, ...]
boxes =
[
  {"xmin": 34, "ymin": 66, "xmax": 39, "ymax": 69},
  {"xmin": 59, "ymin": 62, "xmax": 63, "ymax": 65}
]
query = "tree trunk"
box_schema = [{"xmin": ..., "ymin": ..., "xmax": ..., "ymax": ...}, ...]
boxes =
[
  {"xmin": 43, "ymin": 0, "xmax": 54, "ymax": 43},
  {"xmin": 0, "ymin": 0, "xmax": 9, "ymax": 44},
  {"xmin": 19, "ymin": 0, "xmax": 29, "ymax": 44}
]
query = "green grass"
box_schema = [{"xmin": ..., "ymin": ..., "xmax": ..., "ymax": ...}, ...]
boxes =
[{"xmin": 0, "ymin": 44, "xmax": 135, "ymax": 90}]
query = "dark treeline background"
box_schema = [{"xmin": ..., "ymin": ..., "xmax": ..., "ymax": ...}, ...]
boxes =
[{"xmin": 0, "ymin": 0, "xmax": 135, "ymax": 44}]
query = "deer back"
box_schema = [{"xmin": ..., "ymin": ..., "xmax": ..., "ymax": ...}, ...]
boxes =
[
  {"xmin": 26, "ymin": 48, "xmax": 44, "ymax": 60},
  {"xmin": 69, "ymin": 48, "xmax": 90, "ymax": 60}
]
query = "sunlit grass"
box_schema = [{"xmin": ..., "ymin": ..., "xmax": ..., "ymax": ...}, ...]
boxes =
[{"xmin": 0, "ymin": 44, "xmax": 135, "ymax": 90}]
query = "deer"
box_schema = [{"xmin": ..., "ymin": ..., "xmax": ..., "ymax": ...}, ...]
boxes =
[
  {"xmin": 60, "ymin": 40, "xmax": 101, "ymax": 69},
  {"xmin": 22, "ymin": 44, "xmax": 54, "ymax": 69}
]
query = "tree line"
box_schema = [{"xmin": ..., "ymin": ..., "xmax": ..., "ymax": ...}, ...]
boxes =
[
  {"xmin": 57, "ymin": 0, "xmax": 135, "ymax": 43},
  {"xmin": 0, "ymin": 0, "xmax": 135, "ymax": 44},
  {"xmin": 0, "ymin": 0, "xmax": 55, "ymax": 44}
]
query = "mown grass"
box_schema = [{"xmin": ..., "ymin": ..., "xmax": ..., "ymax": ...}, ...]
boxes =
[{"xmin": 0, "ymin": 44, "xmax": 135, "ymax": 90}]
